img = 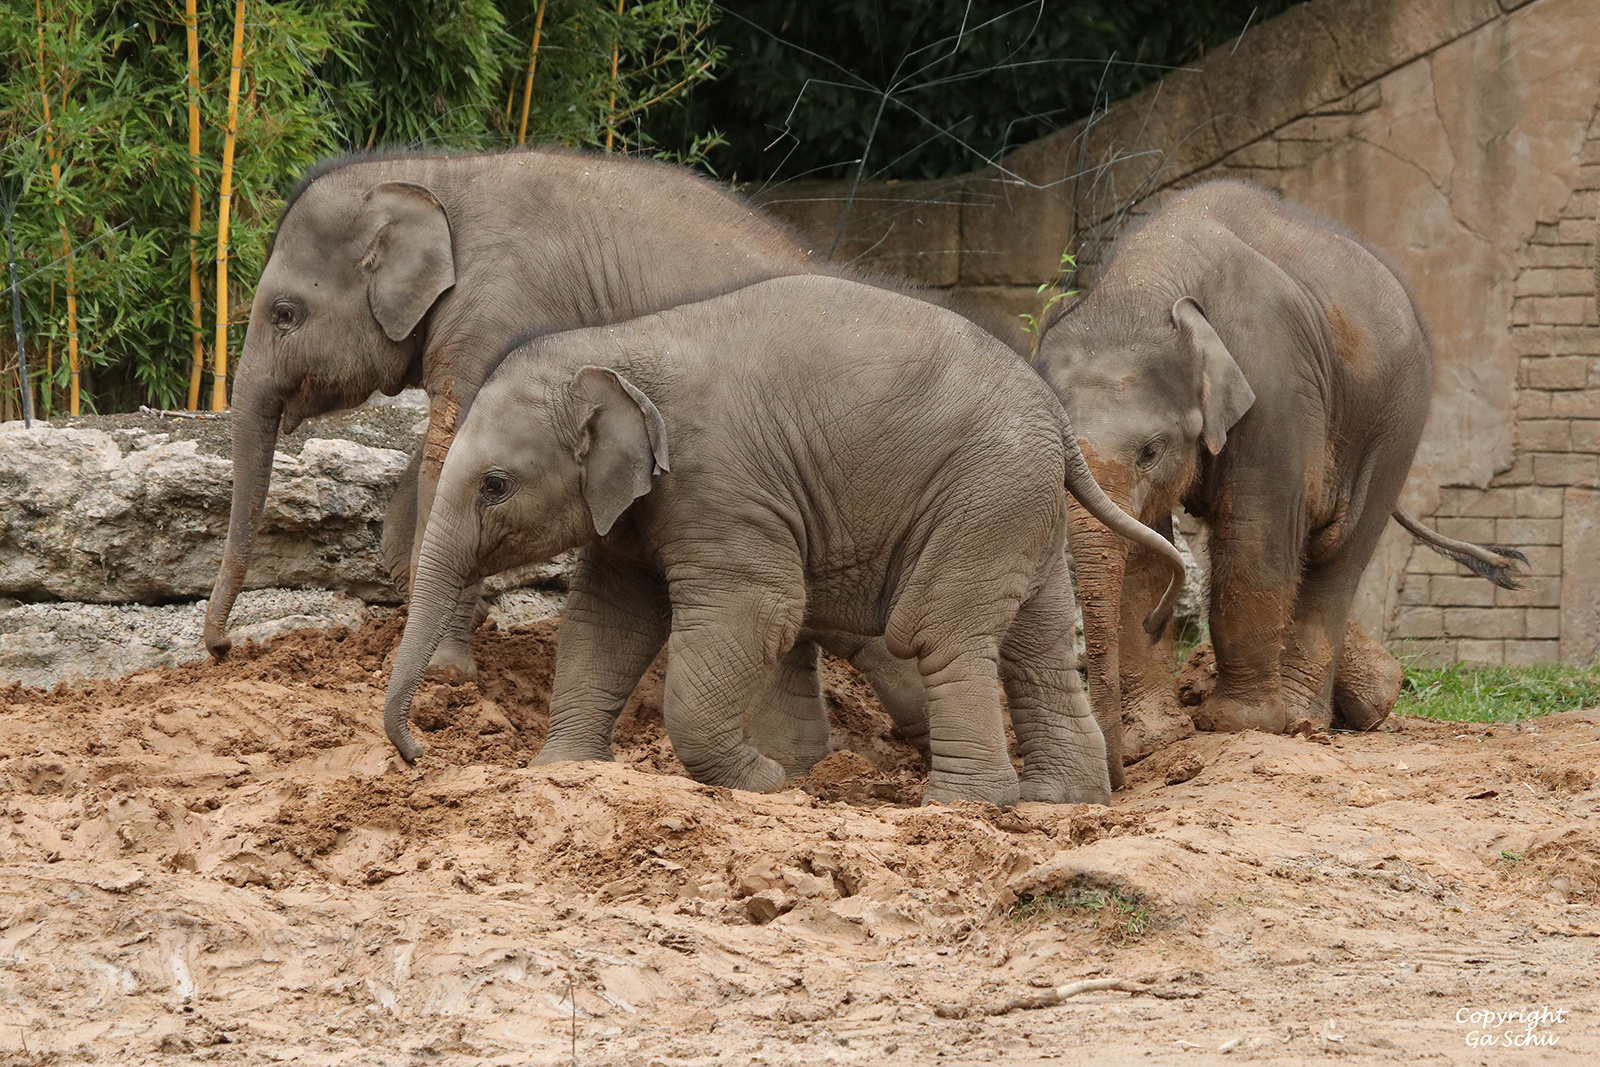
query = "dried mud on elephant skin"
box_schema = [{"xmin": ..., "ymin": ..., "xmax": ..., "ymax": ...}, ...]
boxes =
[{"xmin": 2, "ymin": 617, "xmax": 1599, "ymax": 1065}]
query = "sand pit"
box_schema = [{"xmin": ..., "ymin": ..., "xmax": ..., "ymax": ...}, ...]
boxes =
[{"xmin": 1, "ymin": 616, "xmax": 1596, "ymax": 1065}]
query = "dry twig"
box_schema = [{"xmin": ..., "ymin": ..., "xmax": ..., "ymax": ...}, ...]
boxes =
[
  {"xmin": 934, "ymin": 977, "xmax": 1200, "ymax": 1018},
  {"xmin": 138, "ymin": 405, "xmax": 223, "ymax": 420}
]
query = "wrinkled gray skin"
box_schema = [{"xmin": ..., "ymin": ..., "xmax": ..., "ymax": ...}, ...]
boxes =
[
  {"xmin": 1034, "ymin": 181, "xmax": 1525, "ymax": 787},
  {"xmin": 383, "ymin": 276, "xmax": 1187, "ymax": 805},
  {"xmin": 201, "ymin": 147, "xmax": 914, "ymax": 775}
]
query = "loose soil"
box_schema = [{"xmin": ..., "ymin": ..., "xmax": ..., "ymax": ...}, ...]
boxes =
[{"xmin": 1, "ymin": 617, "xmax": 1596, "ymax": 1065}]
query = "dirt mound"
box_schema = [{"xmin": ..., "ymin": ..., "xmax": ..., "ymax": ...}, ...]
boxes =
[{"xmin": 1, "ymin": 617, "xmax": 1597, "ymax": 1064}]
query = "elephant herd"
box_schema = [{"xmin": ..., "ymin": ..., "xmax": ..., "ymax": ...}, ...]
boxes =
[{"xmin": 201, "ymin": 148, "xmax": 1526, "ymax": 806}]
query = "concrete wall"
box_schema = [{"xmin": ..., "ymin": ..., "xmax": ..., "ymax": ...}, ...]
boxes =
[{"xmin": 755, "ymin": 0, "xmax": 1600, "ymax": 666}]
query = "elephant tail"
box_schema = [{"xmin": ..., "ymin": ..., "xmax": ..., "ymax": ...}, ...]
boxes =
[{"xmin": 1391, "ymin": 508, "xmax": 1529, "ymax": 590}]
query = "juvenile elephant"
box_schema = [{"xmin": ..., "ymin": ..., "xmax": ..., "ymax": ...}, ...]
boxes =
[
  {"xmin": 201, "ymin": 147, "xmax": 910, "ymax": 775},
  {"xmin": 382, "ymin": 275, "xmax": 1186, "ymax": 805},
  {"xmin": 1033, "ymin": 181, "xmax": 1525, "ymax": 785},
  {"xmin": 204, "ymin": 148, "xmax": 810, "ymax": 671}
]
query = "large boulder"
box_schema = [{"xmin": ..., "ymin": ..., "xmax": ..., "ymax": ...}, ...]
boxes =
[{"xmin": 0, "ymin": 408, "xmax": 418, "ymax": 604}]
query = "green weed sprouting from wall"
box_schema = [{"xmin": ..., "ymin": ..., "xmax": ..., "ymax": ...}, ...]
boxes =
[
  {"xmin": 1019, "ymin": 247, "xmax": 1078, "ymax": 356},
  {"xmin": 0, "ymin": 0, "xmax": 721, "ymax": 417}
]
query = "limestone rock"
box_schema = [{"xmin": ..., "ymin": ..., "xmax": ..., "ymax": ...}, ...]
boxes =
[
  {"xmin": 0, "ymin": 589, "xmax": 371, "ymax": 688},
  {"xmin": 0, "ymin": 421, "xmax": 407, "ymax": 603}
]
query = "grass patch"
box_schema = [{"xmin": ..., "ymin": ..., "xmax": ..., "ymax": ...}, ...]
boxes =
[
  {"xmin": 1394, "ymin": 662, "xmax": 1600, "ymax": 723},
  {"xmin": 1011, "ymin": 886, "xmax": 1153, "ymax": 943},
  {"xmin": 1175, "ymin": 618, "xmax": 1209, "ymax": 670}
]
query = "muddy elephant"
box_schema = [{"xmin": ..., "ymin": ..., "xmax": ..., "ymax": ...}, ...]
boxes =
[
  {"xmin": 382, "ymin": 275, "xmax": 1186, "ymax": 805},
  {"xmin": 200, "ymin": 147, "xmax": 924, "ymax": 775},
  {"xmin": 1033, "ymin": 181, "xmax": 1525, "ymax": 787}
]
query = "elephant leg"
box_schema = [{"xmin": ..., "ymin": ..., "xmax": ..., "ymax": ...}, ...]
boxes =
[
  {"xmin": 421, "ymin": 587, "xmax": 487, "ymax": 683},
  {"xmin": 1115, "ymin": 517, "xmax": 1191, "ymax": 763},
  {"xmin": 1001, "ymin": 555, "xmax": 1111, "ymax": 805},
  {"xmin": 382, "ymin": 444, "xmax": 423, "ymax": 595},
  {"xmin": 1279, "ymin": 566, "xmax": 1360, "ymax": 729},
  {"xmin": 1282, "ymin": 489, "xmax": 1399, "ymax": 728},
  {"xmin": 747, "ymin": 641, "xmax": 832, "ymax": 778},
  {"xmin": 535, "ymin": 551, "xmax": 669, "ymax": 766},
  {"xmin": 748, "ymin": 636, "xmax": 932, "ymax": 777},
  {"xmin": 851, "ymin": 637, "xmax": 931, "ymax": 750},
  {"xmin": 1332, "ymin": 620, "xmax": 1403, "ymax": 731},
  {"xmin": 1192, "ymin": 492, "xmax": 1299, "ymax": 734},
  {"xmin": 388, "ymin": 440, "xmax": 487, "ymax": 682},
  {"xmin": 919, "ymin": 644, "xmax": 1020, "ymax": 806},
  {"xmin": 660, "ymin": 579, "xmax": 802, "ymax": 793}
]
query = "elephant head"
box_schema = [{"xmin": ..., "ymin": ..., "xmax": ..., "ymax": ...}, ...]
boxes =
[
  {"xmin": 383, "ymin": 362, "xmax": 670, "ymax": 762},
  {"xmin": 1033, "ymin": 294, "xmax": 1255, "ymax": 777},
  {"xmin": 203, "ymin": 178, "xmax": 456, "ymax": 659}
]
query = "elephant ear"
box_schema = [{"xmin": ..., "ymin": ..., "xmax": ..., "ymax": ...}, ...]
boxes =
[
  {"xmin": 569, "ymin": 366, "xmax": 671, "ymax": 536},
  {"xmin": 1172, "ymin": 297, "xmax": 1256, "ymax": 455},
  {"xmin": 362, "ymin": 181, "xmax": 456, "ymax": 342}
]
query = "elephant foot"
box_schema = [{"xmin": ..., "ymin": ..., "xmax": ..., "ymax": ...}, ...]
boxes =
[
  {"xmin": 753, "ymin": 734, "xmax": 831, "ymax": 780},
  {"xmin": 532, "ymin": 740, "xmax": 616, "ymax": 766},
  {"xmin": 424, "ymin": 637, "xmax": 478, "ymax": 685},
  {"xmin": 689, "ymin": 748, "xmax": 786, "ymax": 794},
  {"xmin": 1333, "ymin": 626, "xmax": 1403, "ymax": 731},
  {"xmin": 1019, "ymin": 773, "xmax": 1110, "ymax": 806},
  {"xmin": 1118, "ymin": 690, "xmax": 1195, "ymax": 765},
  {"xmin": 747, "ymin": 701, "xmax": 832, "ymax": 779},
  {"xmin": 925, "ymin": 768, "xmax": 1021, "ymax": 807},
  {"xmin": 1190, "ymin": 693, "xmax": 1289, "ymax": 734}
]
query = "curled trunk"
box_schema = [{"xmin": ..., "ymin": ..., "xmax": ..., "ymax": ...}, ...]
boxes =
[
  {"xmin": 1061, "ymin": 440, "xmax": 1183, "ymax": 637},
  {"xmin": 202, "ymin": 368, "xmax": 285, "ymax": 659}
]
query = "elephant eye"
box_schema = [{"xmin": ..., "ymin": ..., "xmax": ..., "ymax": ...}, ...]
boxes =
[
  {"xmin": 269, "ymin": 299, "xmax": 303, "ymax": 333},
  {"xmin": 479, "ymin": 472, "xmax": 513, "ymax": 504},
  {"xmin": 1136, "ymin": 438, "xmax": 1164, "ymax": 469}
]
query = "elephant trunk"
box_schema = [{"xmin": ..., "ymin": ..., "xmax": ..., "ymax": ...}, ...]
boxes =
[
  {"xmin": 1061, "ymin": 437, "xmax": 1185, "ymax": 638},
  {"xmin": 203, "ymin": 362, "xmax": 285, "ymax": 660},
  {"xmin": 383, "ymin": 511, "xmax": 475, "ymax": 763},
  {"xmin": 1066, "ymin": 470, "xmax": 1135, "ymax": 791}
]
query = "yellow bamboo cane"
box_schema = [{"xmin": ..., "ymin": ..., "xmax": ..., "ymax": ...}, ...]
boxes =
[
  {"xmin": 184, "ymin": 0, "xmax": 204, "ymax": 411},
  {"xmin": 516, "ymin": 0, "xmax": 547, "ymax": 146},
  {"xmin": 605, "ymin": 0, "xmax": 623, "ymax": 152},
  {"xmin": 212, "ymin": 0, "xmax": 246, "ymax": 412},
  {"xmin": 36, "ymin": 0, "xmax": 81, "ymax": 415}
]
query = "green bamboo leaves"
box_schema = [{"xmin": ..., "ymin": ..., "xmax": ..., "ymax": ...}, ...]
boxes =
[{"xmin": 0, "ymin": 0, "xmax": 720, "ymax": 416}]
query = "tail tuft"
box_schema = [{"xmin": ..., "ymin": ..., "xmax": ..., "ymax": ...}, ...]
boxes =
[
  {"xmin": 1392, "ymin": 509, "xmax": 1530, "ymax": 591},
  {"xmin": 1464, "ymin": 545, "xmax": 1529, "ymax": 590}
]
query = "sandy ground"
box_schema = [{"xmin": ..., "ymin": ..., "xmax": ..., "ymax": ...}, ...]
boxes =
[{"xmin": 0, "ymin": 615, "xmax": 1596, "ymax": 1066}]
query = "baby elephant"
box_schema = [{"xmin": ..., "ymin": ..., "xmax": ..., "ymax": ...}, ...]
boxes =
[{"xmin": 382, "ymin": 275, "xmax": 1184, "ymax": 806}]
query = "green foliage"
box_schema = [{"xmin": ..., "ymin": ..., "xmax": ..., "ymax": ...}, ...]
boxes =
[
  {"xmin": 1394, "ymin": 662, "xmax": 1600, "ymax": 723},
  {"xmin": 0, "ymin": 0, "xmax": 720, "ymax": 415},
  {"xmin": 1011, "ymin": 884, "xmax": 1153, "ymax": 942},
  {"xmin": 1018, "ymin": 247, "xmax": 1077, "ymax": 349},
  {"xmin": 669, "ymin": 0, "xmax": 1300, "ymax": 183},
  {"xmin": 323, "ymin": 0, "xmax": 721, "ymax": 155}
]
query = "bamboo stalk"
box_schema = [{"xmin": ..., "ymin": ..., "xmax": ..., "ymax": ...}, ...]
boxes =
[
  {"xmin": 605, "ymin": 0, "xmax": 623, "ymax": 152},
  {"xmin": 36, "ymin": 0, "xmax": 81, "ymax": 415},
  {"xmin": 44, "ymin": 285, "xmax": 54, "ymax": 417},
  {"xmin": 212, "ymin": 0, "xmax": 246, "ymax": 413},
  {"xmin": 185, "ymin": 0, "xmax": 204, "ymax": 411},
  {"xmin": 515, "ymin": 0, "xmax": 547, "ymax": 146},
  {"xmin": 6, "ymin": 209, "xmax": 31, "ymax": 427}
]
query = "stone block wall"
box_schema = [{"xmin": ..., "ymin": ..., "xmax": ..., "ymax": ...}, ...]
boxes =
[{"xmin": 756, "ymin": 0, "xmax": 1600, "ymax": 666}]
